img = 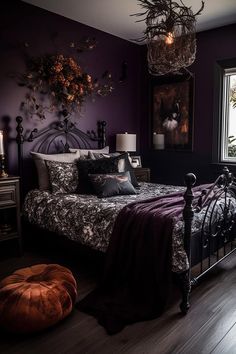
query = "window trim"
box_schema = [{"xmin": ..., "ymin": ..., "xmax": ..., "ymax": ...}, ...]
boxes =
[
  {"xmin": 212, "ymin": 58, "xmax": 236, "ymax": 164},
  {"xmin": 221, "ymin": 71, "xmax": 230, "ymax": 162}
]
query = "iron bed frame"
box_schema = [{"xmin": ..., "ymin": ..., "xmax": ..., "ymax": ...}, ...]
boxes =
[{"xmin": 15, "ymin": 116, "xmax": 236, "ymax": 315}]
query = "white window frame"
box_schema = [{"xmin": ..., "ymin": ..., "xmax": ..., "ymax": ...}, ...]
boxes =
[{"xmin": 219, "ymin": 67, "xmax": 236, "ymax": 163}]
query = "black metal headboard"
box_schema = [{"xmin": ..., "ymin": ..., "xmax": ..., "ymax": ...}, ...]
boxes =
[{"xmin": 16, "ymin": 116, "xmax": 107, "ymax": 182}]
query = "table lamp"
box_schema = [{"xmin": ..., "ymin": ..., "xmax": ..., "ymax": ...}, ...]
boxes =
[
  {"xmin": 116, "ymin": 132, "xmax": 136, "ymax": 153},
  {"xmin": 116, "ymin": 132, "xmax": 137, "ymax": 167}
]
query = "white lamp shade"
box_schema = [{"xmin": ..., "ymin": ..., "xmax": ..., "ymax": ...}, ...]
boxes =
[
  {"xmin": 116, "ymin": 133, "xmax": 136, "ymax": 152},
  {"xmin": 0, "ymin": 131, "xmax": 4, "ymax": 155}
]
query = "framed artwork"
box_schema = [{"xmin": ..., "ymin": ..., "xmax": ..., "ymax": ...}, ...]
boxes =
[
  {"xmin": 151, "ymin": 75, "xmax": 194, "ymax": 151},
  {"xmin": 131, "ymin": 156, "xmax": 142, "ymax": 168}
]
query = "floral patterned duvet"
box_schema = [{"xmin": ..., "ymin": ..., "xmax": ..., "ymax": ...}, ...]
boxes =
[{"xmin": 24, "ymin": 182, "xmax": 207, "ymax": 273}]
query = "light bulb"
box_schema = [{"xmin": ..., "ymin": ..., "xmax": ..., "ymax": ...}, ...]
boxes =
[{"xmin": 165, "ymin": 32, "xmax": 174, "ymax": 45}]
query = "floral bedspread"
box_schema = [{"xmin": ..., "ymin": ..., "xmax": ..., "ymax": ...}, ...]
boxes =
[{"xmin": 23, "ymin": 182, "xmax": 205, "ymax": 273}]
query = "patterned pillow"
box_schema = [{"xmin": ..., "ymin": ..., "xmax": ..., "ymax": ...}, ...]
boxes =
[
  {"xmin": 31, "ymin": 151, "xmax": 80, "ymax": 190},
  {"xmin": 77, "ymin": 157, "xmax": 120, "ymax": 194},
  {"xmin": 88, "ymin": 172, "xmax": 136, "ymax": 198},
  {"xmin": 46, "ymin": 161, "xmax": 78, "ymax": 194}
]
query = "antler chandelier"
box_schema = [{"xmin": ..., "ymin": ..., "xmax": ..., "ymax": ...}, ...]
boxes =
[{"xmin": 133, "ymin": 0, "xmax": 204, "ymax": 76}]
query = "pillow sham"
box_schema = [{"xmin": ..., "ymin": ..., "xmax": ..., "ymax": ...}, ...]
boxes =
[
  {"xmin": 69, "ymin": 146, "xmax": 109, "ymax": 158},
  {"xmin": 77, "ymin": 156, "xmax": 120, "ymax": 194},
  {"xmin": 88, "ymin": 172, "xmax": 136, "ymax": 198},
  {"xmin": 46, "ymin": 161, "xmax": 78, "ymax": 194},
  {"xmin": 88, "ymin": 151, "xmax": 139, "ymax": 188},
  {"xmin": 31, "ymin": 151, "xmax": 80, "ymax": 190},
  {"xmin": 88, "ymin": 151, "xmax": 120, "ymax": 160}
]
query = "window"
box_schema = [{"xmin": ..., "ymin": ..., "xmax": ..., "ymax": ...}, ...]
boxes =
[
  {"xmin": 213, "ymin": 59, "xmax": 236, "ymax": 164},
  {"xmin": 220, "ymin": 69, "xmax": 236, "ymax": 162}
]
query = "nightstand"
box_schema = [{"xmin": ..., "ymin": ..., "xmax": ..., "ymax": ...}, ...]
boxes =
[
  {"xmin": 133, "ymin": 168, "xmax": 150, "ymax": 182},
  {"xmin": 0, "ymin": 176, "xmax": 22, "ymax": 254}
]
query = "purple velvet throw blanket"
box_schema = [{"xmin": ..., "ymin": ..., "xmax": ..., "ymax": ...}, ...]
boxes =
[{"xmin": 78, "ymin": 184, "xmax": 211, "ymax": 334}]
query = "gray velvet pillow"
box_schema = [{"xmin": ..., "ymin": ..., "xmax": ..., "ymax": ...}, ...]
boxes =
[
  {"xmin": 88, "ymin": 171, "xmax": 136, "ymax": 198},
  {"xmin": 46, "ymin": 161, "xmax": 78, "ymax": 194}
]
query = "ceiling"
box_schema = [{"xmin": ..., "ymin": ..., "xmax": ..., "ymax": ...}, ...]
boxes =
[{"xmin": 23, "ymin": 0, "xmax": 236, "ymax": 43}]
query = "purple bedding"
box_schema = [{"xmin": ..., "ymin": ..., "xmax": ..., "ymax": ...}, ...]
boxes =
[{"xmin": 78, "ymin": 185, "xmax": 212, "ymax": 334}]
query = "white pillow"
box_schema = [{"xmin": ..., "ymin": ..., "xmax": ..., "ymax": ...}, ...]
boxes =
[
  {"xmin": 31, "ymin": 151, "xmax": 80, "ymax": 190},
  {"xmin": 69, "ymin": 146, "xmax": 109, "ymax": 157}
]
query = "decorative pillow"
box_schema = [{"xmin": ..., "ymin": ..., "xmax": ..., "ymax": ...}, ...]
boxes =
[
  {"xmin": 46, "ymin": 161, "xmax": 78, "ymax": 194},
  {"xmin": 77, "ymin": 156, "xmax": 120, "ymax": 194},
  {"xmin": 31, "ymin": 151, "xmax": 80, "ymax": 190},
  {"xmin": 88, "ymin": 151, "xmax": 139, "ymax": 188},
  {"xmin": 88, "ymin": 151, "xmax": 120, "ymax": 160},
  {"xmin": 69, "ymin": 146, "xmax": 109, "ymax": 158},
  {"xmin": 88, "ymin": 172, "xmax": 136, "ymax": 198}
]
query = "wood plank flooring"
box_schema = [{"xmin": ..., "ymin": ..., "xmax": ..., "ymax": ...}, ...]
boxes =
[{"xmin": 0, "ymin": 245, "xmax": 236, "ymax": 354}]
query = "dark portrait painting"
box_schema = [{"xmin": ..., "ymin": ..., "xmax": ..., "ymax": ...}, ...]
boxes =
[{"xmin": 152, "ymin": 76, "xmax": 194, "ymax": 150}]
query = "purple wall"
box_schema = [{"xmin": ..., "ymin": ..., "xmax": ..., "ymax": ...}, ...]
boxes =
[
  {"xmin": 1, "ymin": 1, "xmax": 236, "ymax": 188},
  {"xmin": 141, "ymin": 24, "xmax": 236, "ymax": 185},
  {"xmin": 0, "ymin": 1, "xmax": 141, "ymax": 177}
]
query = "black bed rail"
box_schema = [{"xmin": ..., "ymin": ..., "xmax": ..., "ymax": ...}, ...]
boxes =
[
  {"xmin": 179, "ymin": 166, "xmax": 236, "ymax": 314},
  {"xmin": 179, "ymin": 172, "xmax": 196, "ymax": 314}
]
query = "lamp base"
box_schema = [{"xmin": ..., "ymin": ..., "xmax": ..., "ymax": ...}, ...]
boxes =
[{"xmin": 0, "ymin": 170, "xmax": 8, "ymax": 178}]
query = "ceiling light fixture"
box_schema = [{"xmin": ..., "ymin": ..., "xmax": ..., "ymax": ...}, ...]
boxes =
[{"xmin": 133, "ymin": 0, "xmax": 204, "ymax": 76}]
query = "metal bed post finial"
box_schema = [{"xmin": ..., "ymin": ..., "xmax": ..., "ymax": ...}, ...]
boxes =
[
  {"xmin": 179, "ymin": 172, "xmax": 196, "ymax": 315},
  {"xmin": 16, "ymin": 116, "xmax": 24, "ymax": 179},
  {"xmin": 221, "ymin": 166, "xmax": 233, "ymax": 188},
  {"xmin": 63, "ymin": 117, "xmax": 70, "ymax": 152},
  {"xmin": 97, "ymin": 121, "xmax": 107, "ymax": 148}
]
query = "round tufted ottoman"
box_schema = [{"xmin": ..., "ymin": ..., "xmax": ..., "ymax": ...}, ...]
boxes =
[{"xmin": 0, "ymin": 264, "xmax": 77, "ymax": 333}]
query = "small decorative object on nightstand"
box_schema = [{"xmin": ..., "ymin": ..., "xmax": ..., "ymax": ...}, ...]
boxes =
[
  {"xmin": 0, "ymin": 176, "xmax": 22, "ymax": 254},
  {"xmin": 131, "ymin": 155, "xmax": 142, "ymax": 168},
  {"xmin": 133, "ymin": 168, "xmax": 150, "ymax": 183}
]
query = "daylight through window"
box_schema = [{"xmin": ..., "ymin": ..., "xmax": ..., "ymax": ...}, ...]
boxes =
[{"xmin": 221, "ymin": 68, "xmax": 236, "ymax": 162}]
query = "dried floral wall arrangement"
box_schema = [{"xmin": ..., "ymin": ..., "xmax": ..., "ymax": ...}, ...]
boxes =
[{"xmin": 18, "ymin": 38, "xmax": 114, "ymax": 120}]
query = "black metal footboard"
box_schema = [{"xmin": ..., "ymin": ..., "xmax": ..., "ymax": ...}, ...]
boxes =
[{"xmin": 179, "ymin": 167, "xmax": 236, "ymax": 314}]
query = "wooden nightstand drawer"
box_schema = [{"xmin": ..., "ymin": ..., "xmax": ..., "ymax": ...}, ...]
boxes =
[
  {"xmin": 133, "ymin": 168, "xmax": 150, "ymax": 183},
  {"xmin": 0, "ymin": 186, "xmax": 16, "ymax": 206},
  {"xmin": 0, "ymin": 176, "xmax": 22, "ymax": 255}
]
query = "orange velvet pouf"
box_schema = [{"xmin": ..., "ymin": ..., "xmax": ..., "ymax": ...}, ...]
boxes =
[{"xmin": 0, "ymin": 264, "xmax": 77, "ymax": 333}]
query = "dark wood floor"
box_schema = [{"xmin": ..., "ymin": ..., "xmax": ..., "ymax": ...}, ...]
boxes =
[{"xmin": 1, "ymin": 242, "xmax": 236, "ymax": 354}]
